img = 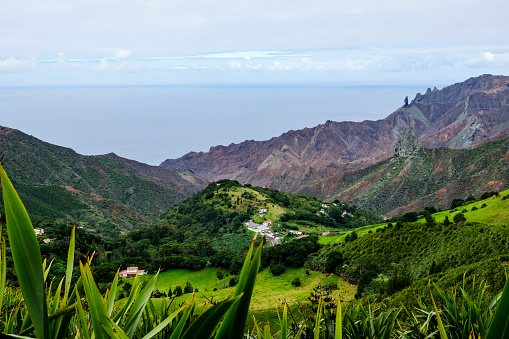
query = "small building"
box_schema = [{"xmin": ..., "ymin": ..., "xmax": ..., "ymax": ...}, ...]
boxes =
[
  {"xmin": 34, "ymin": 228, "xmax": 44, "ymax": 236},
  {"xmin": 322, "ymin": 232, "xmax": 330, "ymax": 236},
  {"xmin": 259, "ymin": 207, "xmax": 267, "ymax": 213},
  {"xmin": 322, "ymin": 204, "xmax": 329, "ymax": 208},
  {"xmin": 296, "ymin": 235, "xmax": 309, "ymax": 239},
  {"xmin": 263, "ymin": 220, "xmax": 272, "ymax": 226},
  {"xmin": 119, "ymin": 266, "xmax": 147, "ymax": 278},
  {"xmin": 43, "ymin": 238, "xmax": 51, "ymax": 244},
  {"xmin": 289, "ymin": 230, "xmax": 302, "ymax": 235}
]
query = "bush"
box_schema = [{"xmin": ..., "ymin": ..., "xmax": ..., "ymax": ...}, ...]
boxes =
[
  {"xmin": 471, "ymin": 206, "xmax": 478, "ymax": 211},
  {"xmin": 443, "ymin": 216, "xmax": 451, "ymax": 226},
  {"xmin": 270, "ymin": 262, "xmax": 286, "ymax": 276},
  {"xmin": 184, "ymin": 281, "xmax": 194, "ymax": 294},
  {"xmin": 453, "ymin": 213, "xmax": 466, "ymax": 224},
  {"xmin": 291, "ymin": 277, "xmax": 301, "ymax": 287},
  {"xmin": 480, "ymin": 191, "xmax": 499, "ymax": 200},
  {"xmin": 481, "ymin": 203, "xmax": 487, "ymax": 208},
  {"xmin": 399, "ymin": 211, "xmax": 419, "ymax": 223},
  {"xmin": 229, "ymin": 276, "xmax": 238, "ymax": 287},
  {"xmin": 174, "ymin": 285, "xmax": 182, "ymax": 296},
  {"xmin": 344, "ymin": 231, "xmax": 358, "ymax": 243},
  {"xmin": 450, "ymin": 199, "xmax": 465, "ymax": 209}
]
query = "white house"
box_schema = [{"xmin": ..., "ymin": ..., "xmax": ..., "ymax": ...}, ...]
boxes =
[
  {"xmin": 259, "ymin": 207, "xmax": 267, "ymax": 213},
  {"xmin": 119, "ymin": 266, "xmax": 147, "ymax": 278},
  {"xmin": 34, "ymin": 228, "xmax": 44, "ymax": 236}
]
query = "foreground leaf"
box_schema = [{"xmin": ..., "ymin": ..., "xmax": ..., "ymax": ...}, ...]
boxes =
[{"xmin": 1, "ymin": 163, "xmax": 49, "ymax": 338}]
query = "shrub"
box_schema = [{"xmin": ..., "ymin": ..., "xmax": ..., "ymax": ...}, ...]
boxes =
[
  {"xmin": 184, "ymin": 281, "xmax": 194, "ymax": 294},
  {"xmin": 480, "ymin": 191, "xmax": 499, "ymax": 200},
  {"xmin": 481, "ymin": 203, "xmax": 487, "ymax": 208},
  {"xmin": 450, "ymin": 198, "xmax": 465, "ymax": 209},
  {"xmin": 229, "ymin": 276, "xmax": 238, "ymax": 287},
  {"xmin": 216, "ymin": 270, "xmax": 224, "ymax": 280},
  {"xmin": 471, "ymin": 206, "xmax": 478, "ymax": 211},
  {"xmin": 453, "ymin": 213, "xmax": 466, "ymax": 224},
  {"xmin": 444, "ymin": 216, "xmax": 451, "ymax": 226},
  {"xmin": 174, "ymin": 285, "xmax": 183, "ymax": 296},
  {"xmin": 270, "ymin": 262, "xmax": 286, "ymax": 276},
  {"xmin": 291, "ymin": 277, "xmax": 301, "ymax": 287}
]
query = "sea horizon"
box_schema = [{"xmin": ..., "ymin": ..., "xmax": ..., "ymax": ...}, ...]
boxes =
[{"xmin": 1, "ymin": 83, "xmax": 426, "ymax": 165}]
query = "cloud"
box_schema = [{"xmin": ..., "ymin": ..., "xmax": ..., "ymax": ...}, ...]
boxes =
[
  {"xmin": 92, "ymin": 59, "xmax": 110, "ymax": 72},
  {"xmin": 463, "ymin": 51, "xmax": 509, "ymax": 68},
  {"xmin": 113, "ymin": 49, "xmax": 132, "ymax": 61},
  {"xmin": 0, "ymin": 56, "xmax": 37, "ymax": 73}
]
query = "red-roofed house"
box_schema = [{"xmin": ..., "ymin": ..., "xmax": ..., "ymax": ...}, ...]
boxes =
[
  {"xmin": 296, "ymin": 235, "xmax": 309, "ymax": 239},
  {"xmin": 263, "ymin": 220, "xmax": 272, "ymax": 226},
  {"xmin": 119, "ymin": 266, "xmax": 147, "ymax": 278}
]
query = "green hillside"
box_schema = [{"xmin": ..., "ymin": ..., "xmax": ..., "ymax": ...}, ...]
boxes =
[
  {"xmin": 307, "ymin": 191, "xmax": 509, "ymax": 308},
  {"xmin": 160, "ymin": 179, "xmax": 383, "ymax": 241},
  {"xmin": 0, "ymin": 126, "xmax": 207, "ymax": 236}
]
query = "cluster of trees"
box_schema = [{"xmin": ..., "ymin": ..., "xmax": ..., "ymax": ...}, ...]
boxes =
[
  {"xmin": 280, "ymin": 202, "xmax": 382, "ymax": 229},
  {"xmin": 305, "ymin": 218, "xmax": 509, "ymax": 306},
  {"xmin": 450, "ymin": 190, "xmax": 499, "ymax": 209},
  {"xmin": 262, "ymin": 235, "xmax": 322, "ymax": 273}
]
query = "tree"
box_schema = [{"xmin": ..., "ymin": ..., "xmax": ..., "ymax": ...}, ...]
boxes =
[
  {"xmin": 450, "ymin": 198, "xmax": 465, "ymax": 209},
  {"xmin": 425, "ymin": 213, "xmax": 435, "ymax": 227},
  {"xmin": 291, "ymin": 277, "xmax": 301, "ymax": 287},
  {"xmin": 453, "ymin": 212, "xmax": 466, "ymax": 224},
  {"xmin": 183, "ymin": 281, "xmax": 194, "ymax": 294},
  {"xmin": 270, "ymin": 262, "xmax": 286, "ymax": 276},
  {"xmin": 443, "ymin": 215, "xmax": 451, "ymax": 226},
  {"xmin": 216, "ymin": 270, "xmax": 224, "ymax": 281},
  {"xmin": 174, "ymin": 285, "xmax": 182, "ymax": 296}
]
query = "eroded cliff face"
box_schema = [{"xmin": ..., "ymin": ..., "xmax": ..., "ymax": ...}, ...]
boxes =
[{"xmin": 161, "ymin": 75, "xmax": 509, "ymax": 194}]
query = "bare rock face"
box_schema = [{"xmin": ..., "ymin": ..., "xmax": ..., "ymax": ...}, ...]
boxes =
[
  {"xmin": 161, "ymin": 74, "xmax": 509, "ymax": 193},
  {"xmin": 395, "ymin": 127, "xmax": 421, "ymax": 157}
]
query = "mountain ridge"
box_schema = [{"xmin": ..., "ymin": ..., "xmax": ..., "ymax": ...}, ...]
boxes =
[{"xmin": 161, "ymin": 75, "xmax": 509, "ymax": 196}]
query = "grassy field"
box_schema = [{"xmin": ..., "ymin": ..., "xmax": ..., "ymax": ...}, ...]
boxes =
[
  {"xmin": 318, "ymin": 223, "xmax": 388, "ymax": 245},
  {"xmin": 420, "ymin": 189, "xmax": 509, "ymax": 225},
  {"xmin": 317, "ymin": 189, "xmax": 509, "ymax": 245},
  {"xmin": 131, "ymin": 265, "xmax": 356, "ymax": 329}
]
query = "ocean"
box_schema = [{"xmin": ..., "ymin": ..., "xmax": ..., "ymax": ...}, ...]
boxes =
[{"xmin": 0, "ymin": 85, "xmax": 424, "ymax": 165}]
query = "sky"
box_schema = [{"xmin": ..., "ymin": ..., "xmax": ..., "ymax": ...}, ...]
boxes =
[{"xmin": 1, "ymin": 0, "xmax": 509, "ymax": 87}]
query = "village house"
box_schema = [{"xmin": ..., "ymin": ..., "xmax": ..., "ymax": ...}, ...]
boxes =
[
  {"xmin": 34, "ymin": 228, "xmax": 44, "ymax": 236},
  {"xmin": 263, "ymin": 220, "xmax": 272, "ymax": 226},
  {"xmin": 119, "ymin": 266, "xmax": 147, "ymax": 278},
  {"xmin": 259, "ymin": 207, "xmax": 267, "ymax": 213}
]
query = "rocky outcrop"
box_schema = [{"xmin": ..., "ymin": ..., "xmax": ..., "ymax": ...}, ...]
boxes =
[
  {"xmin": 395, "ymin": 127, "xmax": 421, "ymax": 157},
  {"xmin": 161, "ymin": 74, "xmax": 509, "ymax": 194}
]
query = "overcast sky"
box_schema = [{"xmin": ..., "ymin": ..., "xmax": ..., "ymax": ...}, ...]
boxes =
[{"xmin": 1, "ymin": 0, "xmax": 508, "ymax": 87}]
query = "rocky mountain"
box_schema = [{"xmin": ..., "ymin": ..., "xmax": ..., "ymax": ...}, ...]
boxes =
[
  {"xmin": 0, "ymin": 126, "xmax": 208, "ymax": 236},
  {"xmin": 161, "ymin": 75, "xmax": 509, "ymax": 195},
  {"xmin": 301, "ymin": 133, "xmax": 509, "ymax": 217}
]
